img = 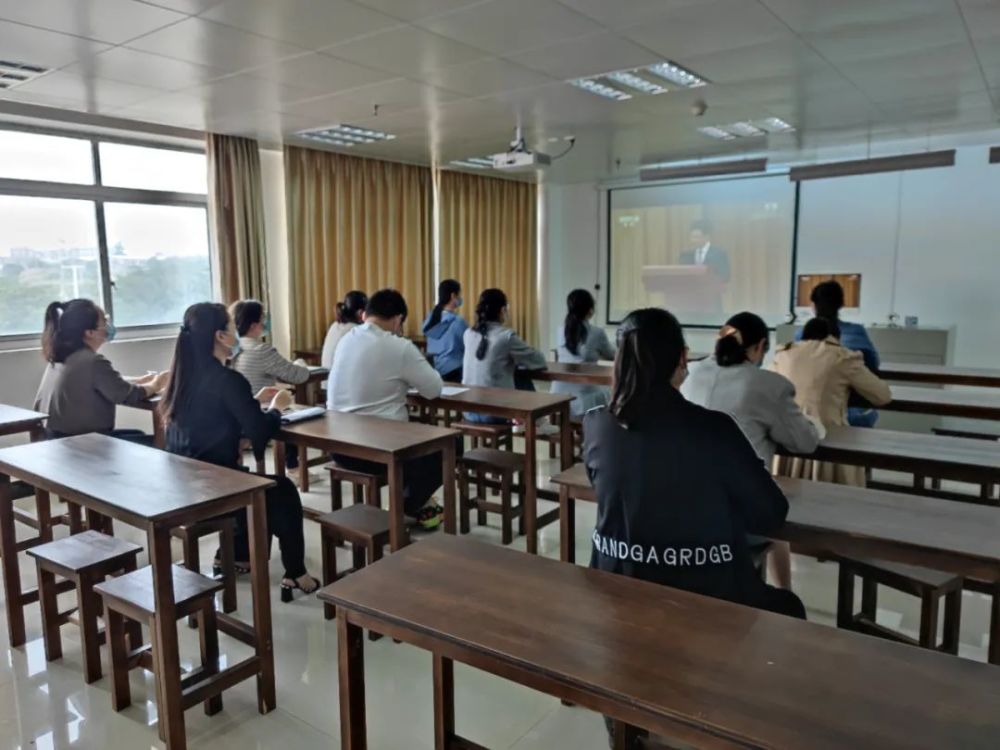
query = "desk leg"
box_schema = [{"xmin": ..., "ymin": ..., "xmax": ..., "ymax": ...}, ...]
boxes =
[
  {"xmin": 558, "ymin": 404, "xmax": 573, "ymax": 472},
  {"xmin": 989, "ymin": 582, "xmax": 1000, "ymax": 666},
  {"xmin": 274, "ymin": 441, "xmax": 287, "ymax": 479},
  {"xmin": 299, "ymin": 442, "xmax": 310, "ymax": 492},
  {"xmin": 442, "ymin": 442, "xmax": 456, "ymax": 536},
  {"xmin": 35, "ymin": 489, "xmax": 53, "ymax": 543},
  {"xmin": 433, "ymin": 654, "xmax": 455, "ymax": 750},
  {"xmin": 152, "ymin": 411, "xmax": 165, "ymax": 450},
  {"xmin": 559, "ymin": 488, "xmax": 575, "ymax": 564},
  {"xmin": 0, "ymin": 474, "xmax": 26, "ymax": 647},
  {"xmin": 248, "ymin": 489, "xmax": 276, "ymax": 713},
  {"xmin": 524, "ymin": 419, "xmax": 539, "ymax": 555},
  {"xmin": 388, "ymin": 459, "xmax": 406, "ymax": 552},
  {"xmin": 147, "ymin": 524, "xmax": 186, "ymax": 750},
  {"xmin": 338, "ymin": 615, "xmax": 367, "ymax": 750}
]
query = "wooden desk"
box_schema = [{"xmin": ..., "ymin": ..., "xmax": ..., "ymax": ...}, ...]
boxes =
[
  {"xmin": 321, "ymin": 534, "xmax": 1000, "ymax": 750},
  {"xmin": 408, "ymin": 385, "xmax": 574, "ymax": 554},
  {"xmin": 881, "ymin": 362, "xmax": 1000, "ymax": 388},
  {"xmin": 292, "ymin": 366, "xmax": 328, "ymax": 407},
  {"xmin": 127, "ymin": 397, "xmax": 164, "ymax": 448},
  {"xmin": 885, "ymin": 384, "xmax": 1000, "ymax": 421},
  {"xmin": 275, "ymin": 411, "xmax": 459, "ymax": 552},
  {"xmin": 293, "ymin": 348, "xmax": 321, "ymax": 365},
  {"xmin": 552, "ymin": 463, "xmax": 1000, "ymax": 663},
  {"xmin": 0, "ymin": 404, "xmax": 47, "ymax": 441},
  {"xmin": 530, "ymin": 362, "xmax": 612, "ymax": 386},
  {"xmin": 779, "ymin": 425, "xmax": 1000, "ymax": 498},
  {"xmin": 0, "ymin": 434, "xmax": 276, "ymax": 750}
]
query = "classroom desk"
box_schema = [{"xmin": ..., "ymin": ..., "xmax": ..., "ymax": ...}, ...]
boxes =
[
  {"xmin": 127, "ymin": 396, "xmax": 164, "ymax": 447},
  {"xmin": 881, "ymin": 362, "xmax": 1000, "ymax": 388},
  {"xmin": 0, "ymin": 404, "xmax": 47, "ymax": 441},
  {"xmin": 274, "ymin": 411, "xmax": 459, "ymax": 552},
  {"xmin": 321, "ymin": 534, "xmax": 1000, "ymax": 750},
  {"xmin": 778, "ymin": 425, "xmax": 1000, "ymax": 498},
  {"xmin": 0, "ymin": 434, "xmax": 276, "ymax": 750},
  {"xmin": 530, "ymin": 362, "xmax": 612, "ymax": 386},
  {"xmin": 551, "ymin": 464, "xmax": 1000, "ymax": 664},
  {"xmin": 408, "ymin": 385, "xmax": 574, "ymax": 554},
  {"xmin": 885, "ymin": 384, "xmax": 1000, "ymax": 421},
  {"xmin": 292, "ymin": 366, "xmax": 328, "ymax": 407}
]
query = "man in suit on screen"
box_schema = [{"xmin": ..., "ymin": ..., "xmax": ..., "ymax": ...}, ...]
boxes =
[{"xmin": 679, "ymin": 219, "xmax": 730, "ymax": 282}]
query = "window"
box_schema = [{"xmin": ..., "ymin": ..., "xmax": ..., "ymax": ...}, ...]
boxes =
[{"xmin": 0, "ymin": 127, "xmax": 210, "ymax": 340}]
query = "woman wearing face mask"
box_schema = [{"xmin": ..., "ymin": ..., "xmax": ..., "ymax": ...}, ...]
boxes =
[
  {"xmin": 422, "ymin": 279, "xmax": 468, "ymax": 382},
  {"xmin": 160, "ymin": 302, "xmax": 319, "ymax": 601},
  {"xmin": 681, "ymin": 311, "xmax": 822, "ymax": 589},
  {"xmin": 34, "ymin": 298, "xmax": 168, "ymax": 442}
]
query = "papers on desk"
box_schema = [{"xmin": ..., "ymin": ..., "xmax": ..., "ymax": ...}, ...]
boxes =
[
  {"xmin": 407, "ymin": 386, "xmax": 468, "ymax": 397},
  {"xmin": 280, "ymin": 406, "xmax": 326, "ymax": 424}
]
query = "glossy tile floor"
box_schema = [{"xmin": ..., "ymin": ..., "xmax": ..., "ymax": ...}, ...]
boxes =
[{"xmin": 0, "ymin": 453, "xmax": 994, "ymax": 749}]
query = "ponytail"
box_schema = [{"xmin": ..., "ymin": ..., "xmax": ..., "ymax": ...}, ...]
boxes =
[
  {"xmin": 424, "ymin": 279, "xmax": 461, "ymax": 333},
  {"xmin": 474, "ymin": 288, "xmax": 508, "ymax": 361},
  {"xmin": 714, "ymin": 311, "xmax": 768, "ymax": 367},
  {"xmin": 160, "ymin": 302, "xmax": 230, "ymax": 424},
  {"xmin": 610, "ymin": 308, "xmax": 685, "ymax": 429},
  {"xmin": 563, "ymin": 289, "xmax": 595, "ymax": 356},
  {"xmin": 336, "ymin": 290, "xmax": 368, "ymax": 324},
  {"xmin": 41, "ymin": 298, "xmax": 100, "ymax": 363}
]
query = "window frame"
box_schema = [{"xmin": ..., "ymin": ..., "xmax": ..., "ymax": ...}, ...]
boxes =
[{"xmin": 0, "ymin": 122, "xmax": 209, "ymax": 347}]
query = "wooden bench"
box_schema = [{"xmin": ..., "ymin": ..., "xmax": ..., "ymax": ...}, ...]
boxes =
[
  {"xmin": 325, "ymin": 461, "xmax": 386, "ymax": 511},
  {"xmin": 96, "ymin": 565, "xmax": 225, "ymax": 739},
  {"xmin": 27, "ymin": 530, "xmax": 143, "ymax": 683},
  {"xmin": 321, "ymin": 534, "xmax": 1000, "ymax": 750},
  {"xmin": 171, "ymin": 516, "xmax": 238, "ymax": 625},
  {"xmin": 452, "ymin": 420, "xmax": 513, "ymax": 450},
  {"xmin": 458, "ymin": 448, "xmax": 525, "ymax": 545}
]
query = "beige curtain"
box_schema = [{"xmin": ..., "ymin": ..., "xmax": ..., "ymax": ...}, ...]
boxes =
[
  {"xmin": 284, "ymin": 146, "xmax": 433, "ymax": 348},
  {"xmin": 438, "ymin": 171, "xmax": 538, "ymax": 345},
  {"xmin": 206, "ymin": 133, "xmax": 269, "ymax": 307}
]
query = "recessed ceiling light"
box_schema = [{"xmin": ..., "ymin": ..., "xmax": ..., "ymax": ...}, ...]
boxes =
[
  {"xmin": 697, "ymin": 126, "xmax": 736, "ymax": 141},
  {"xmin": 569, "ymin": 78, "xmax": 632, "ymax": 101},
  {"xmin": 646, "ymin": 61, "xmax": 707, "ymax": 88},
  {"xmin": 723, "ymin": 121, "xmax": 765, "ymax": 137},
  {"xmin": 757, "ymin": 116, "xmax": 795, "ymax": 133},
  {"xmin": 0, "ymin": 58, "xmax": 50, "ymax": 89},
  {"xmin": 606, "ymin": 71, "xmax": 667, "ymax": 95},
  {"xmin": 295, "ymin": 123, "xmax": 396, "ymax": 146}
]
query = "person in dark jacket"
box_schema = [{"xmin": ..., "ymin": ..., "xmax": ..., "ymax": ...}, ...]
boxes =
[
  {"xmin": 160, "ymin": 302, "xmax": 318, "ymax": 602},
  {"xmin": 585, "ymin": 308, "xmax": 805, "ymax": 748}
]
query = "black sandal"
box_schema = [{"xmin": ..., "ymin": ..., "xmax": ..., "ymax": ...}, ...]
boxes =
[
  {"xmin": 280, "ymin": 574, "xmax": 320, "ymax": 602},
  {"xmin": 213, "ymin": 557, "xmax": 251, "ymax": 577}
]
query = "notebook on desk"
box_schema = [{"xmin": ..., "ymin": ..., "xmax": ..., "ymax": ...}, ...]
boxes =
[{"xmin": 280, "ymin": 406, "xmax": 326, "ymax": 424}]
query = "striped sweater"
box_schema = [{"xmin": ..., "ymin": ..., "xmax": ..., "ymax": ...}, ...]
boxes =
[{"xmin": 233, "ymin": 338, "xmax": 310, "ymax": 395}]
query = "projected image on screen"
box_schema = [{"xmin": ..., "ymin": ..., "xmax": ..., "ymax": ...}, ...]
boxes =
[{"xmin": 609, "ymin": 175, "xmax": 796, "ymax": 326}]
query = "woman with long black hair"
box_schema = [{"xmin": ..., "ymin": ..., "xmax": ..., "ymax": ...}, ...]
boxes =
[
  {"xmin": 422, "ymin": 278, "xmax": 468, "ymax": 382},
  {"xmin": 552, "ymin": 289, "xmax": 616, "ymax": 416},
  {"xmin": 320, "ymin": 290, "xmax": 367, "ymax": 370},
  {"xmin": 160, "ymin": 302, "xmax": 318, "ymax": 601}
]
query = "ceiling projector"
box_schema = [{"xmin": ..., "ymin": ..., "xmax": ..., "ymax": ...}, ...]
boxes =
[{"xmin": 490, "ymin": 126, "xmax": 552, "ymax": 171}]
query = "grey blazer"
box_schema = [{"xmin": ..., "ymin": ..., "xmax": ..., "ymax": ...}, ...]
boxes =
[
  {"xmin": 680, "ymin": 357, "xmax": 819, "ymax": 466},
  {"xmin": 462, "ymin": 322, "xmax": 546, "ymax": 390}
]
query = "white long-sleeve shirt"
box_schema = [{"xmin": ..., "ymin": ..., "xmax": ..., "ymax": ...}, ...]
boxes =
[{"xmin": 327, "ymin": 322, "xmax": 442, "ymax": 421}]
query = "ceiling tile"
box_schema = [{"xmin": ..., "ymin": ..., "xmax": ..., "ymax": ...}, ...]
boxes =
[
  {"xmin": 514, "ymin": 32, "xmax": 661, "ymax": 80},
  {"xmin": 415, "ymin": 0, "xmax": 603, "ymax": 56},
  {"xmin": 958, "ymin": 0, "xmax": 1000, "ymax": 40},
  {"xmin": 245, "ymin": 53, "xmax": 394, "ymax": 93},
  {"xmin": 678, "ymin": 38, "xmax": 833, "ymax": 86},
  {"xmin": 183, "ymin": 72, "xmax": 316, "ymax": 110},
  {"xmin": 837, "ymin": 44, "xmax": 987, "ymax": 102},
  {"xmin": 620, "ymin": 0, "xmax": 793, "ymax": 60},
  {"xmin": 61, "ymin": 47, "xmax": 227, "ymax": 91},
  {"xmin": 351, "ymin": 0, "xmax": 486, "ymax": 22},
  {"xmin": 133, "ymin": 0, "xmax": 224, "ymax": 13},
  {"xmin": 323, "ymin": 26, "xmax": 487, "ymax": 76},
  {"xmin": 416, "ymin": 58, "xmax": 555, "ymax": 97},
  {"xmin": 7, "ymin": 71, "xmax": 165, "ymax": 110},
  {"xmin": 200, "ymin": 0, "xmax": 401, "ymax": 49},
  {"xmin": 125, "ymin": 16, "xmax": 304, "ymax": 72},
  {"xmin": 803, "ymin": 11, "xmax": 969, "ymax": 65},
  {"xmin": 553, "ymin": 0, "xmax": 705, "ymax": 29},
  {"xmin": 281, "ymin": 78, "xmax": 461, "ymax": 126},
  {"xmin": 0, "ymin": 19, "xmax": 112, "ymax": 70},
  {"xmin": 113, "ymin": 94, "xmax": 209, "ymax": 129},
  {"xmin": 0, "ymin": 0, "xmax": 185, "ymax": 45}
]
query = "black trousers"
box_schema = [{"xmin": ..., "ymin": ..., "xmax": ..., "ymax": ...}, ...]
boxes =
[
  {"xmin": 230, "ymin": 474, "xmax": 307, "ymax": 579},
  {"xmin": 331, "ymin": 451, "xmax": 444, "ymax": 517}
]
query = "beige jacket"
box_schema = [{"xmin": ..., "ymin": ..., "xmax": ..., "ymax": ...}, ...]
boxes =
[{"xmin": 770, "ymin": 337, "xmax": 891, "ymax": 485}]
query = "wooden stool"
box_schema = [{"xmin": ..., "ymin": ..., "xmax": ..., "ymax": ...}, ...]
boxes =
[
  {"xmin": 318, "ymin": 505, "xmax": 392, "ymax": 638},
  {"xmin": 453, "ymin": 421, "xmax": 513, "ymax": 450},
  {"xmin": 27, "ymin": 530, "xmax": 143, "ymax": 684},
  {"xmin": 458, "ymin": 448, "xmax": 525, "ymax": 545},
  {"xmin": 95, "ymin": 565, "xmax": 225, "ymax": 738},
  {"xmin": 171, "ymin": 516, "xmax": 238, "ymax": 626},
  {"xmin": 837, "ymin": 558, "xmax": 963, "ymax": 654},
  {"xmin": 324, "ymin": 461, "xmax": 387, "ymax": 511}
]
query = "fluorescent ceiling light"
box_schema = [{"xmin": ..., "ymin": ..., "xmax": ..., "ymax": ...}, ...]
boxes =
[
  {"xmin": 697, "ymin": 126, "xmax": 736, "ymax": 141},
  {"xmin": 723, "ymin": 121, "xmax": 765, "ymax": 137},
  {"xmin": 789, "ymin": 150, "xmax": 955, "ymax": 181},
  {"xmin": 606, "ymin": 71, "xmax": 667, "ymax": 95},
  {"xmin": 640, "ymin": 158, "xmax": 768, "ymax": 181},
  {"xmin": 646, "ymin": 61, "xmax": 707, "ymax": 88},
  {"xmin": 758, "ymin": 116, "xmax": 794, "ymax": 133},
  {"xmin": 0, "ymin": 58, "xmax": 49, "ymax": 89},
  {"xmin": 569, "ymin": 78, "xmax": 632, "ymax": 101},
  {"xmin": 450, "ymin": 160, "xmax": 489, "ymax": 169},
  {"xmin": 296, "ymin": 123, "xmax": 396, "ymax": 146}
]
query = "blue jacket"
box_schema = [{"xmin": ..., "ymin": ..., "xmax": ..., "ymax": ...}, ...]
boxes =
[
  {"xmin": 422, "ymin": 309, "xmax": 468, "ymax": 378},
  {"xmin": 795, "ymin": 320, "xmax": 881, "ymax": 427}
]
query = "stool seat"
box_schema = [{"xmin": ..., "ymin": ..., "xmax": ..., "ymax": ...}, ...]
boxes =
[
  {"xmin": 847, "ymin": 558, "xmax": 963, "ymax": 594},
  {"xmin": 324, "ymin": 461, "xmax": 387, "ymax": 484},
  {"xmin": 318, "ymin": 505, "xmax": 391, "ymax": 542},
  {"xmin": 95, "ymin": 565, "xmax": 223, "ymax": 617},
  {"xmin": 28, "ymin": 530, "xmax": 141, "ymax": 574},
  {"xmin": 460, "ymin": 447, "xmax": 525, "ymax": 473},
  {"xmin": 453, "ymin": 421, "xmax": 513, "ymax": 451}
]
